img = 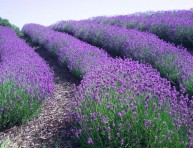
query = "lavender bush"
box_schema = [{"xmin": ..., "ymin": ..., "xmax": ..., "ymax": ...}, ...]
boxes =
[
  {"xmin": 51, "ymin": 20, "xmax": 193, "ymax": 97},
  {"xmin": 91, "ymin": 9, "xmax": 193, "ymax": 48},
  {"xmin": 0, "ymin": 26, "xmax": 54, "ymax": 130}
]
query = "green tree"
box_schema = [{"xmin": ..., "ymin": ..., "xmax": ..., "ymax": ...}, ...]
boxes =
[{"xmin": 0, "ymin": 17, "xmax": 23, "ymax": 37}]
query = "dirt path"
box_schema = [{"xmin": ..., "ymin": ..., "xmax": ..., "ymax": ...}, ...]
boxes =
[{"xmin": 0, "ymin": 47, "xmax": 80, "ymax": 148}]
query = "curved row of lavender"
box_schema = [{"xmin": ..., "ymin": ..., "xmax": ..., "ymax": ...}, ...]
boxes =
[
  {"xmin": 74, "ymin": 60, "xmax": 193, "ymax": 147},
  {"xmin": 132, "ymin": 9, "xmax": 193, "ymax": 19},
  {"xmin": 23, "ymin": 24, "xmax": 193, "ymax": 147},
  {"xmin": 0, "ymin": 26, "xmax": 54, "ymax": 130},
  {"xmin": 51, "ymin": 20, "xmax": 193, "ymax": 97},
  {"xmin": 91, "ymin": 9, "xmax": 193, "ymax": 48},
  {"xmin": 22, "ymin": 24, "xmax": 111, "ymax": 79}
]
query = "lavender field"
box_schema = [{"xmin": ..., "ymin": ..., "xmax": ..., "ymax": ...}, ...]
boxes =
[{"xmin": 1, "ymin": 9, "xmax": 193, "ymax": 148}]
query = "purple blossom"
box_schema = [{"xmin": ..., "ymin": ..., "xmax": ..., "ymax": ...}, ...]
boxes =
[
  {"xmin": 87, "ymin": 138, "xmax": 94, "ymax": 144},
  {"xmin": 163, "ymin": 122, "xmax": 166, "ymax": 126},
  {"xmin": 153, "ymin": 103, "xmax": 157, "ymax": 109},
  {"xmin": 107, "ymin": 126, "xmax": 111, "ymax": 132},
  {"xmin": 121, "ymin": 139, "xmax": 124, "ymax": 145},
  {"xmin": 118, "ymin": 112, "xmax": 122, "ymax": 117}
]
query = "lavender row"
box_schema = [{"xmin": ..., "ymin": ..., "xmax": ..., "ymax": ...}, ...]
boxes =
[
  {"xmin": 0, "ymin": 26, "xmax": 54, "ymax": 129},
  {"xmin": 23, "ymin": 23, "xmax": 193, "ymax": 147},
  {"xmin": 138, "ymin": 9, "xmax": 193, "ymax": 18},
  {"xmin": 92, "ymin": 9, "xmax": 193, "ymax": 48},
  {"xmin": 22, "ymin": 24, "xmax": 111, "ymax": 79},
  {"xmin": 51, "ymin": 20, "xmax": 193, "ymax": 97},
  {"xmin": 73, "ymin": 58, "xmax": 193, "ymax": 147}
]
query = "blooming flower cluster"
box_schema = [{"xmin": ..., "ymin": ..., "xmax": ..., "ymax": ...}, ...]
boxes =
[
  {"xmin": 92, "ymin": 9, "xmax": 193, "ymax": 48},
  {"xmin": 51, "ymin": 20, "xmax": 193, "ymax": 97},
  {"xmin": 0, "ymin": 26, "xmax": 54, "ymax": 129}
]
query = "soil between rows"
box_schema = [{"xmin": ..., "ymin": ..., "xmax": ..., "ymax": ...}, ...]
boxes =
[{"xmin": 0, "ymin": 46, "xmax": 80, "ymax": 148}]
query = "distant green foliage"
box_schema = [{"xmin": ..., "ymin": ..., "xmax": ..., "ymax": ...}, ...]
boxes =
[{"xmin": 0, "ymin": 17, "xmax": 23, "ymax": 37}]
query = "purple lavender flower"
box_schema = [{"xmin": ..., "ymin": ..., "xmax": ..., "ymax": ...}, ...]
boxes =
[
  {"xmin": 121, "ymin": 139, "xmax": 124, "ymax": 145},
  {"xmin": 153, "ymin": 103, "xmax": 157, "ymax": 109},
  {"xmin": 87, "ymin": 137, "xmax": 94, "ymax": 144},
  {"xmin": 118, "ymin": 112, "xmax": 122, "ymax": 117},
  {"xmin": 107, "ymin": 126, "xmax": 111, "ymax": 132}
]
